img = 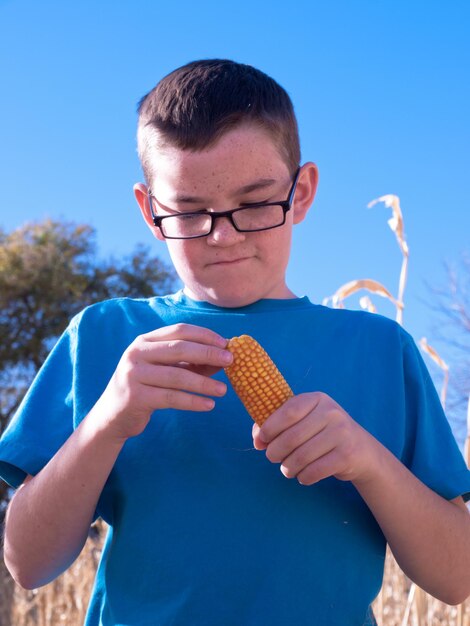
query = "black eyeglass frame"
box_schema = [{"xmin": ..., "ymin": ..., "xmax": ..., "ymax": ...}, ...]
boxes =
[{"xmin": 147, "ymin": 167, "xmax": 302, "ymax": 240}]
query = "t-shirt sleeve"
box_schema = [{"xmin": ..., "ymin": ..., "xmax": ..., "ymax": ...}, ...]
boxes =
[
  {"xmin": 400, "ymin": 330, "xmax": 470, "ymax": 502},
  {"xmin": 0, "ymin": 323, "xmax": 76, "ymax": 489}
]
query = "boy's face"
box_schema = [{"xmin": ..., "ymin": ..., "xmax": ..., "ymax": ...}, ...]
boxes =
[{"xmin": 134, "ymin": 124, "xmax": 318, "ymax": 307}]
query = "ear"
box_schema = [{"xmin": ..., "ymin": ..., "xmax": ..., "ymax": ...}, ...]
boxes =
[
  {"xmin": 133, "ymin": 183, "xmax": 165, "ymax": 241},
  {"xmin": 292, "ymin": 162, "xmax": 319, "ymax": 225}
]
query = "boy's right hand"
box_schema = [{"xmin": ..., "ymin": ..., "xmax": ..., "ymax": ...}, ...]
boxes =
[
  {"xmin": 4, "ymin": 323, "xmax": 232, "ymax": 589},
  {"xmin": 95, "ymin": 324, "xmax": 233, "ymax": 442}
]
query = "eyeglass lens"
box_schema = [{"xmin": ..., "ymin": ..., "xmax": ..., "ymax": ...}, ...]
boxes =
[{"xmin": 160, "ymin": 204, "xmax": 286, "ymax": 238}]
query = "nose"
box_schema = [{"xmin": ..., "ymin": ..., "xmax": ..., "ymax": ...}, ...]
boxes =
[{"xmin": 206, "ymin": 215, "xmax": 246, "ymax": 247}]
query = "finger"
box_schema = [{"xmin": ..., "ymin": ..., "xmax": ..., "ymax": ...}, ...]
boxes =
[
  {"xmin": 264, "ymin": 412, "xmax": 329, "ymax": 464},
  {"xmin": 143, "ymin": 323, "xmax": 228, "ymax": 349},
  {"xmin": 277, "ymin": 429, "xmax": 336, "ymax": 479},
  {"xmin": 136, "ymin": 363, "xmax": 227, "ymax": 398},
  {"xmin": 141, "ymin": 384, "xmax": 218, "ymax": 412},
  {"xmin": 128, "ymin": 338, "xmax": 233, "ymax": 369},
  {"xmin": 259, "ymin": 393, "xmax": 323, "ymax": 444},
  {"xmin": 295, "ymin": 449, "xmax": 346, "ymax": 486},
  {"xmin": 175, "ymin": 363, "xmax": 227, "ymax": 378}
]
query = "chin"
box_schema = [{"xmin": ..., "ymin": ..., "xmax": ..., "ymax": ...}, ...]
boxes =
[{"xmin": 193, "ymin": 286, "xmax": 261, "ymax": 308}]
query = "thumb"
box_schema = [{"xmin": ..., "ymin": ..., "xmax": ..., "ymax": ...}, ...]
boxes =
[{"xmin": 252, "ymin": 422, "xmax": 267, "ymax": 450}]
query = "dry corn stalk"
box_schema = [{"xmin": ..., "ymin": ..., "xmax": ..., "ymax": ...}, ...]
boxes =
[
  {"xmin": 368, "ymin": 194, "xmax": 409, "ymax": 325},
  {"xmin": 321, "ymin": 191, "xmax": 470, "ymax": 625},
  {"xmin": 324, "ymin": 195, "xmax": 410, "ymax": 326},
  {"xmin": 398, "ymin": 341, "xmax": 450, "ymax": 624},
  {"xmin": 225, "ymin": 335, "xmax": 293, "ymax": 426}
]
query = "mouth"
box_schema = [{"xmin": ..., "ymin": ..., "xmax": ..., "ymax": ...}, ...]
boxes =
[{"xmin": 208, "ymin": 256, "xmax": 252, "ymax": 266}]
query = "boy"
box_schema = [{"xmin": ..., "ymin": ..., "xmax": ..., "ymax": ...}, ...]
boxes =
[{"xmin": 1, "ymin": 59, "xmax": 470, "ymax": 626}]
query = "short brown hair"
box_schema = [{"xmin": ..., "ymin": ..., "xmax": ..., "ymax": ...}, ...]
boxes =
[{"xmin": 137, "ymin": 59, "xmax": 301, "ymax": 185}]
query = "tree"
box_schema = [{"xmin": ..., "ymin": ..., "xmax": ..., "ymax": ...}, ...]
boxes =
[
  {"xmin": 0, "ymin": 219, "xmax": 177, "ymax": 512},
  {"xmin": 426, "ymin": 251, "xmax": 470, "ymax": 442}
]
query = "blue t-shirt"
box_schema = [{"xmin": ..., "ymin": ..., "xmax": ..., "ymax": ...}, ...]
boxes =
[{"xmin": 1, "ymin": 291, "xmax": 469, "ymax": 626}]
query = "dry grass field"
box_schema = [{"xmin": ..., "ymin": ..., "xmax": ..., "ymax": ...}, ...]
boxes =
[{"xmin": 1, "ymin": 522, "xmax": 469, "ymax": 626}]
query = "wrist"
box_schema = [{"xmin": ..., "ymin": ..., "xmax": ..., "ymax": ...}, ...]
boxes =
[
  {"xmin": 351, "ymin": 430, "xmax": 387, "ymax": 489},
  {"xmin": 352, "ymin": 436, "xmax": 407, "ymax": 504},
  {"xmin": 82, "ymin": 399, "xmax": 130, "ymax": 450}
]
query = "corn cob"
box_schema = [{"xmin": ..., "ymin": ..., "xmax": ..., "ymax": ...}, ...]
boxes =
[{"xmin": 225, "ymin": 335, "xmax": 293, "ymax": 426}]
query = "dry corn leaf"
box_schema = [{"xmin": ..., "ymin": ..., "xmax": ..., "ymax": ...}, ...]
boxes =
[
  {"xmin": 368, "ymin": 194, "xmax": 409, "ymax": 258},
  {"xmin": 419, "ymin": 337, "xmax": 449, "ymax": 407},
  {"xmin": 467, "ymin": 396, "xmax": 470, "ymax": 433},
  {"xmin": 465, "ymin": 396, "xmax": 470, "ymax": 469},
  {"xmin": 418, "ymin": 338, "xmax": 449, "ymax": 372},
  {"xmin": 359, "ymin": 296, "xmax": 377, "ymax": 313},
  {"xmin": 323, "ymin": 278, "xmax": 401, "ymax": 309}
]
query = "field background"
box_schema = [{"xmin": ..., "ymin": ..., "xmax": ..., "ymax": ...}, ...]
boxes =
[{"xmin": 1, "ymin": 526, "xmax": 469, "ymax": 626}]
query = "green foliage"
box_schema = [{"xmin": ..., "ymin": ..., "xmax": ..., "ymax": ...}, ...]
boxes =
[{"xmin": 0, "ymin": 219, "xmax": 176, "ymax": 434}]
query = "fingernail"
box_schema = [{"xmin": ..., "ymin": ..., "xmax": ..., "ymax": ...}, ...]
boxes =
[
  {"xmin": 221, "ymin": 351, "xmax": 233, "ymax": 364},
  {"xmin": 215, "ymin": 382, "xmax": 227, "ymax": 394}
]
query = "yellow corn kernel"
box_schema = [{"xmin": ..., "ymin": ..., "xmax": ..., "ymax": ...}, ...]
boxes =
[{"xmin": 225, "ymin": 335, "xmax": 293, "ymax": 426}]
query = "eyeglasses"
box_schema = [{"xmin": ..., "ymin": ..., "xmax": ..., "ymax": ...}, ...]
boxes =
[{"xmin": 147, "ymin": 167, "xmax": 301, "ymax": 240}]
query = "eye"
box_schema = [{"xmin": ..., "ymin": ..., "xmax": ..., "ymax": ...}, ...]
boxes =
[
  {"xmin": 170, "ymin": 207, "xmax": 210, "ymax": 216},
  {"xmin": 186, "ymin": 209, "xmax": 210, "ymax": 215},
  {"xmin": 239, "ymin": 198, "xmax": 270, "ymax": 207}
]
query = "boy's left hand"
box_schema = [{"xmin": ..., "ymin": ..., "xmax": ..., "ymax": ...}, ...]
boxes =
[
  {"xmin": 252, "ymin": 392, "xmax": 378, "ymax": 486},
  {"xmin": 254, "ymin": 392, "xmax": 470, "ymax": 605}
]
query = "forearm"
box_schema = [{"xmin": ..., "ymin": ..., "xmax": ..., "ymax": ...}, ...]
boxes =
[
  {"xmin": 4, "ymin": 401, "xmax": 124, "ymax": 589},
  {"xmin": 3, "ymin": 325, "xmax": 230, "ymax": 590},
  {"xmin": 354, "ymin": 439, "xmax": 470, "ymax": 605}
]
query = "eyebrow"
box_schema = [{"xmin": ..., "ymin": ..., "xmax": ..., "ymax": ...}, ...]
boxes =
[{"xmin": 170, "ymin": 178, "xmax": 278, "ymax": 204}]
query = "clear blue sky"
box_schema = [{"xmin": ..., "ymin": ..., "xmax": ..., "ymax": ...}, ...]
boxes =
[{"xmin": 1, "ymin": 1, "xmax": 469, "ymax": 437}]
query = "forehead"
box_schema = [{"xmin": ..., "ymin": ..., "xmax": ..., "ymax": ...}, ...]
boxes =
[{"xmin": 148, "ymin": 125, "xmax": 290, "ymax": 197}]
